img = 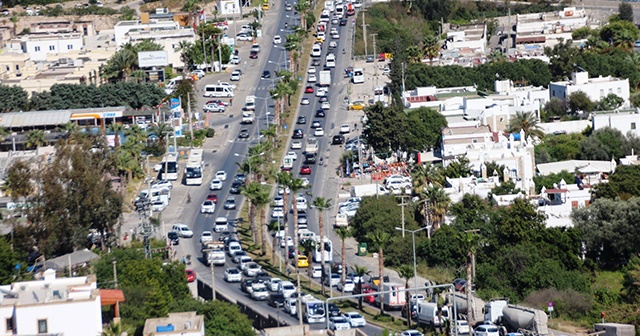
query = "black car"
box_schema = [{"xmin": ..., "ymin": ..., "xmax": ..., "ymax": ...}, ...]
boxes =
[
  {"xmin": 292, "ymin": 129, "xmax": 304, "ymax": 139},
  {"xmin": 250, "ymin": 51, "xmax": 258, "ymax": 59},
  {"xmin": 332, "ymin": 135, "xmax": 345, "ymax": 145},
  {"xmin": 312, "ymin": 59, "xmax": 320, "ymax": 66},
  {"xmin": 315, "ymin": 109, "xmax": 326, "ymax": 117},
  {"xmin": 255, "ymin": 272, "xmax": 271, "ymax": 283},
  {"xmin": 230, "ymin": 181, "xmax": 243, "ymax": 194},
  {"xmin": 167, "ymin": 231, "xmax": 179, "ymax": 245},
  {"xmin": 327, "ymin": 303, "xmax": 341, "ymax": 317},
  {"xmin": 366, "ymin": 55, "xmax": 374, "ymax": 63},
  {"xmin": 339, "ymin": 19, "xmax": 347, "ymax": 26},
  {"xmin": 268, "ymin": 293, "xmax": 286, "ymax": 308},
  {"xmin": 238, "ymin": 129, "xmax": 250, "ymax": 138},
  {"xmin": 241, "ymin": 279, "xmax": 255, "ymax": 293},
  {"xmin": 401, "ymin": 303, "xmax": 418, "ymax": 320},
  {"xmin": 304, "ymin": 153, "xmax": 317, "ymax": 164},
  {"xmin": 288, "ymin": 246, "xmax": 296, "ymax": 259},
  {"xmin": 297, "ymin": 116, "xmax": 307, "ymax": 124},
  {"xmin": 262, "ymin": 70, "xmax": 271, "ymax": 78}
]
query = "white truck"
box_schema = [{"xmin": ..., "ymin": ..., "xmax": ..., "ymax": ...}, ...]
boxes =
[
  {"xmin": 319, "ymin": 70, "xmax": 331, "ymax": 87},
  {"xmin": 350, "ymin": 184, "xmax": 388, "ymax": 197},
  {"xmin": 416, "ymin": 301, "xmax": 450, "ymax": 328},
  {"xmin": 374, "ymin": 282, "xmax": 406, "ymax": 311},
  {"xmin": 244, "ymin": 95, "xmax": 256, "ymax": 111},
  {"xmin": 305, "ymin": 137, "xmax": 318, "ymax": 154},
  {"xmin": 334, "ymin": 213, "xmax": 348, "ymax": 227},
  {"xmin": 484, "ymin": 299, "xmax": 549, "ymax": 336},
  {"xmin": 202, "ymin": 241, "xmax": 226, "ymax": 266},
  {"xmin": 242, "ymin": 111, "xmax": 255, "ymax": 124}
]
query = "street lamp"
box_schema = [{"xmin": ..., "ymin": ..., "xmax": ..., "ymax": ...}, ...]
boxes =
[
  {"xmin": 395, "ymin": 226, "xmax": 430, "ymax": 288},
  {"xmin": 234, "ymin": 152, "xmax": 265, "ymax": 182}
]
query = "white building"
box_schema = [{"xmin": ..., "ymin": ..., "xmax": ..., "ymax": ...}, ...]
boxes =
[
  {"xmin": 0, "ymin": 269, "xmax": 103, "ymax": 336},
  {"xmin": 591, "ymin": 109, "xmax": 640, "ymax": 137},
  {"xmin": 218, "ymin": 0, "xmax": 242, "ymax": 15},
  {"xmin": 8, "ymin": 33, "xmax": 84, "ymax": 61},
  {"xmin": 114, "ymin": 19, "xmax": 182, "ymax": 47},
  {"xmin": 549, "ymin": 71, "xmax": 630, "ymax": 108},
  {"xmin": 443, "ymin": 23, "xmax": 487, "ymax": 54},
  {"xmin": 515, "ymin": 7, "xmax": 589, "ymax": 48},
  {"xmin": 126, "ymin": 27, "xmax": 196, "ymax": 68},
  {"xmin": 533, "ymin": 181, "xmax": 592, "ymax": 228},
  {"xmin": 143, "ymin": 311, "xmax": 205, "ymax": 336}
]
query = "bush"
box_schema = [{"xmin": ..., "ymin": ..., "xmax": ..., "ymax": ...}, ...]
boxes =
[
  {"xmin": 523, "ymin": 288, "xmax": 592, "ymax": 319},
  {"xmin": 205, "ymin": 128, "xmax": 215, "ymax": 138}
]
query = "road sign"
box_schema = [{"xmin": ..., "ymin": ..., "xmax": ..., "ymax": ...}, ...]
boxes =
[{"xmin": 548, "ymin": 301, "xmax": 554, "ymax": 312}]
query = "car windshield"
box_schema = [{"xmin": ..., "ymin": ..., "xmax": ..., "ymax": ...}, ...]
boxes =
[{"xmin": 488, "ymin": 328, "xmax": 499, "ymax": 333}]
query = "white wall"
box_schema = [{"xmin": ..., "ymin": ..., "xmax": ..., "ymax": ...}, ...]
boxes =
[
  {"xmin": 540, "ymin": 120, "xmax": 590, "ymax": 134},
  {"xmin": 114, "ymin": 20, "xmax": 179, "ymax": 47},
  {"xmin": 218, "ymin": 0, "xmax": 241, "ymax": 15},
  {"xmin": 13, "ymin": 298, "xmax": 101, "ymax": 336},
  {"xmin": 0, "ymin": 306, "xmax": 14, "ymax": 336},
  {"xmin": 550, "ymin": 77, "xmax": 630, "ymax": 108},
  {"xmin": 22, "ymin": 35, "xmax": 84, "ymax": 61},
  {"xmin": 592, "ymin": 112, "xmax": 640, "ymax": 137}
]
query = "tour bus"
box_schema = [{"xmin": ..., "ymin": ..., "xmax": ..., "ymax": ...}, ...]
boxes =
[
  {"xmin": 184, "ymin": 149, "xmax": 204, "ymax": 185},
  {"xmin": 312, "ymin": 236, "xmax": 333, "ymax": 263},
  {"xmin": 352, "ymin": 68, "xmax": 364, "ymax": 84},
  {"xmin": 203, "ymin": 84, "xmax": 235, "ymax": 98},
  {"xmin": 161, "ymin": 153, "xmax": 179, "ymax": 181}
]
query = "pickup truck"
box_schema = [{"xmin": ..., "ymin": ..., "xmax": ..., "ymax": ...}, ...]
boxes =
[{"xmin": 305, "ymin": 138, "xmax": 318, "ymax": 154}]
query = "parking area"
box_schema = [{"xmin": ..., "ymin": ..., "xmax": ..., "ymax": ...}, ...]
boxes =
[{"xmin": 347, "ymin": 59, "xmax": 391, "ymax": 105}]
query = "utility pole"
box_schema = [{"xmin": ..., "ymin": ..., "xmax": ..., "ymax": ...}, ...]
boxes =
[
  {"xmin": 210, "ymin": 262, "xmax": 216, "ymax": 300},
  {"xmin": 217, "ymin": 35, "xmax": 223, "ymax": 73},
  {"xmin": 362, "ymin": 10, "xmax": 367, "ymax": 56},
  {"xmin": 112, "ymin": 259, "xmax": 118, "ymax": 289},
  {"xmin": 371, "ymin": 33, "xmax": 378, "ymax": 86},
  {"xmin": 401, "ymin": 62, "xmax": 406, "ymax": 98},
  {"xmin": 397, "ymin": 195, "xmax": 409, "ymax": 238},
  {"xmin": 188, "ymin": 95, "xmax": 193, "ymax": 148},
  {"xmin": 464, "ymin": 229, "xmax": 480, "ymax": 325}
]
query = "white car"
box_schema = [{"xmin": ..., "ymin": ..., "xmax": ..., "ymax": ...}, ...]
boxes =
[
  {"xmin": 301, "ymin": 97, "xmax": 310, "ymax": 105},
  {"xmin": 321, "ymin": 101, "xmax": 331, "ymax": 110},
  {"xmin": 280, "ymin": 236, "xmax": 294, "ymax": 247},
  {"xmin": 272, "ymin": 207, "xmax": 285, "ymax": 218},
  {"xmin": 210, "ymin": 179, "xmax": 223, "ymax": 190},
  {"xmin": 329, "ymin": 41, "xmax": 338, "ymax": 49},
  {"xmin": 457, "ymin": 320, "xmax": 471, "ymax": 335},
  {"xmin": 308, "ymin": 67, "xmax": 317, "ymax": 74},
  {"xmin": 273, "ymin": 35, "xmax": 282, "ymax": 44},
  {"xmin": 151, "ymin": 201, "xmax": 167, "ymax": 212},
  {"xmin": 409, "ymin": 294, "xmax": 425, "ymax": 303},
  {"xmin": 251, "ymin": 283, "xmax": 269, "ymax": 300},
  {"xmin": 151, "ymin": 180, "xmax": 172, "ymax": 190},
  {"xmin": 339, "ymin": 197, "xmax": 361, "ymax": 208},
  {"xmin": 400, "ymin": 331, "xmax": 424, "ymax": 336},
  {"xmin": 280, "ymin": 281, "xmax": 296, "ymax": 297},
  {"xmin": 311, "ymin": 265, "xmax": 323, "ymax": 278},
  {"xmin": 301, "ymin": 178, "xmax": 310, "ymax": 187},
  {"xmin": 230, "ymin": 55, "xmax": 241, "ymax": 64},
  {"xmin": 337, "ymin": 279, "xmax": 355, "ymax": 292},
  {"xmin": 224, "ymin": 268, "xmax": 242, "ymax": 282},
  {"xmin": 286, "ymin": 151, "xmax": 298, "ymax": 161},
  {"xmin": 238, "ymin": 256, "xmax": 253, "ymax": 271},
  {"xmin": 267, "ymin": 277, "xmax": 282, "ymax": 291},
  {"xmin": 278, "ymin": 186, "xmax": 291, "ymax": 195},
  {"xmin": 340, "ymin": 124, "xmax": 350, "ymax": 133},
  {"xmin": 314, "ymin": 128, "xmax": 325, "ymax": 137},
  {"xmin": 332, "ymin": 32, "xmax": 340, "ymax": 39},
  {"xmin": 315, "ymin": 88, "xmax": 327, "ymax": 97},
  {"xmin": 343, "ymin": 312, "xmax": 367, "ymax": 327},
  {"xmin": 296, "ymin": 196, "xmax": 308, "ymax": 211},
  {"xmin": 308, "ymin": 74, "xmax": 317, "ymax": 83},
  {"xmin": 273, "ymin": 196, "xmax": 284, "ymax": 207},
  {"xmin": 230, "ymin": 70, "xmax": 242, "ymax": 81},
  {"xmin": 474, "ymin": 325, "xmax": 500, "ymax": 336},
  {"xmin": 173, "ymin": 224, "xmax": 193, "ymax": 238},
  {"xmin": 200, "ymin": 200, "xmax": 216, "ymax": 213},
  {"xmin": 291, "ymin": 140, "xmax": 302, "ymax": 149},
  {"xmin": 244, "ymin": 262, "xmax": 262, "ymax": 277},
  {"xmin": 215, "ymin": 171, "xmax": 227, "ymax": 181},
  {"xmin": 200, "ymin": 231, "xmax": 213, "ymax": 244},
  {"xmin": 329, "ymin": 316, "xmax": 351, "ymax": 331}
]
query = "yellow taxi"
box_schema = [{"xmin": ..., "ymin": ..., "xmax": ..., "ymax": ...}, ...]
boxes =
[
  {"xmin": 297, "ymin": 256, "xmax": 310, "ymax": 268},
  {"xmin": 349, "ymin": 101, "xmax": 365, "ymax": 110},
  {"xmin": 261, "ymin": 3, "xmax": 269, "ymax": 10}
]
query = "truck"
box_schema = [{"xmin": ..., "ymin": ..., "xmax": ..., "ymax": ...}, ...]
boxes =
[
  {"xmin": 447, "ymin": 292, "xmax": 485, "ymax": 321},
  {"xmin": 244, "ymin": 95, "xmax": 256, "ymax": 111},
  {"xmin": 350, "ymin": 183, "xmax": 388, "ymax": 197},
  {"xmin": 319, "ymin": 70, "xmax": 331, "ymax": 87},
  {"xmin": 334, "ymin": 213, "xmax": 348, "ymax": 227},
  {"xmin": 374, "ymin": 282, "xmax": 406, "ymax": 311},
  {"xmin": 594, "ymin": 323, "xmax": 636, "ymax": 336},
  {"xmin": 242, "ymin": 111, "xmax": 255, "ymax": 124},
  {"xmin": 301, "ymin": 294, "xmax": 326, "ymax": 323},
  {"xmin": 202, "ymin": 242, "xmax": 226, "ymax": 266},
  {"xmin": 305, "ymin": 137, "xmax": 318, "ymax": 154},
  {"xmin": 416, "ymin": 301, "xmax": 450, "ymax": 328},
  {"xmin": 484, "ymin": 299, "xmax": 549, "ymax": 336}
]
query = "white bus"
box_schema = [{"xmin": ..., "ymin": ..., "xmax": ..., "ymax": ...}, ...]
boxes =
[
  {"xmin": 301, "ymin": 295, "xmax": 326, "ymax": 324},
  {"xmin": 184, "ymin": 149, "xmax": 204, "ymax": 185},
  {"xmin": 161, "ymin": 153, "xmax": 179, "ymax": 181},
  {"xmin": 312, "ymin": 236, "xmax": 333, "ymax": 263},
  {"xmin": 352, "ymin": 68, "xmax": 364, "ymax": 84},
  {"xmin": 203, "ymin": 84, "xmax": 235, "ymax": 98}
]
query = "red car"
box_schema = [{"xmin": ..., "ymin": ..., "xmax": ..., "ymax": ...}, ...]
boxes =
[
  {"xmin": 305, "ymin": 86, "xmax": 314, "ymax": 93},
  {"xmin": 250, "ymin": 51, "xmax": 258, "ymax": 59},
  {"xmin": 207, "ymin": 194, "xmax": 218, "ymax": 203},
  {"xmin": 185, "ymin": 269, "xmax": 196, "ymax": 283},
  {"xmin": 300, "ymin": 165, "xmax": 311, "ymax": 175}
]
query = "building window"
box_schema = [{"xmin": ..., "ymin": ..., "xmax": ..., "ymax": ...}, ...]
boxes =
[
  {"xmin": 67, "ymin": 44, "xmax": 73, "ymax": 50},
  {"xmin": 632, "ymin": 122, "xmax": 636, "ymax": 130},
  {"xmin": 15, "ymin": 65, "xmax": 19, "ymax": 71},
  {"xmin": 618, "ymin": 87, "xmax": 622, "ymax": 94},
  {"xmin": 551, "ymin": 90, "xmax": 555, "ymax": 97},
  {"xmin": 609, "ymin": 88, "xmax": 613, "ymax": 94},
  {"xmin": 600, "ymin": 89, "xmax": 604, "ymax": 98},
  {"xmin": 34, "ymin": 46, "xmax": 41, "ymax": 52},
  {"xmin": 5, "ymin": 318, "xmax": 13, "ymax": 332},
  {"xmin": 37, "ymin": 319, "xmax": 47, "ymax": 333},
  {"xmin": 49, "ymin": 45, "xmax": 55, "ymax": 51},
  {"xmin": 5, "ymin": 65, "xmax": 9, "ymax": 71}
]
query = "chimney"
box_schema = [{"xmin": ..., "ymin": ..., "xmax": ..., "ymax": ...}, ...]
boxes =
[
  {"xmin": 43, "ymin": 269, "xmax": 56, "ymax": 284},
  {"xmin": 571, "ymin": 71, "xmax": 588, "ymax": 85}
]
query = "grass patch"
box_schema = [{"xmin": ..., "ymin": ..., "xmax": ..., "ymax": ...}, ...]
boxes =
[
  {"xmin": 416, "ymin": 263, "xmax": 455, "ymax": 285},
  {"xmin": 592, "ymin": 271, "xmax": 624, "ymax": 294}
]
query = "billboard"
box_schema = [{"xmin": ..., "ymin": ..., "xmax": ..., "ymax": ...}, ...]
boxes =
[{"xmin": 138, "ymin": 51, "xmax": 169, "ymax": 68}]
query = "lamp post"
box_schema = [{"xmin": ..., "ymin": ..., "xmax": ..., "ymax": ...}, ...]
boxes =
[
  {"xmin": 395, "ymin": 226, "xmax": 429, "ymax": 288},
  {"xmin": 234, "ymin": 152, "xmax": 265, "ymax": 183}
]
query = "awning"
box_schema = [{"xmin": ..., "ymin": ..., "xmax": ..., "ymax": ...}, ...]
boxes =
[
  {"xmin": 0, "ymin": 111, "xmax": 73, "ymax": 128},
  {"xmin": 100, "ymin": 289, "xmax": 125, "ymax": 305}
]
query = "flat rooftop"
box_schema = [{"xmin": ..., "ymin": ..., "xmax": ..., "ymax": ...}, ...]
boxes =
[
  {"xmin": 443, "ymin": 125, "xmax": 492, "ymax": 136},
  {"xmin": 143, "ymin": 312, "xmax": 204, "ymax": 336}
]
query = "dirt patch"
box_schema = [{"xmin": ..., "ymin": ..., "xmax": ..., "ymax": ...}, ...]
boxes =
[{"xmin": 5, "ymin": 14, "xmax": 118, "ymax": 32}]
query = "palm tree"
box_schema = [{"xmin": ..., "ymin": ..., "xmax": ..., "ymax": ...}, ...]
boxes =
[
  {"xmin": 367, "ymin": 230, "xmax": 392, "ymax": 315},
  {"xmin": 149, "ymin": 123, "xmax": 172, "ymax": 148},
  {"xmin": 10, "ymin": 15, "xmax": 18, "ymax": 36},
  {"xmin": 353, "ymin": 265, "xmax": 370, "ymax": 311},
  {"xmin": 63, "ymin": 122, "xmax": 79, "ymax": 143},
  {"xmin": 242, "ymin": 182, "xmax": 263, "ymax": 245},
  {"xmin": 418, "ymin": 186, "xmax": 450, "ymax": 231},
  {"xmin": 108, "ymin": 123, "xmax": 124, "ymax": 148},
  {"xmin": 261, "ymin": 125, "xmax": 278, "ymax": 148},
  {"xmin": 398, "ymin": 264, "xmax": 414, "ymax": 327},
  {"xmin": 101, "ymin": 320, "xmax": 125, "ymax": 336},
  {"xmin": 411, "ymin": 163, "xmax": 444, "ymax": 194},
  {"xmin": 254, "ymin": 189, "xmax": 271, "ymax": 256},
  {"xmin": 406, "ymin": 45, "xmax": 422, "ymax": 63},
  {"xmin": 26, "ymin": 130, "xmax": 47, "ymax": 153},
  {"xmin": 459, "ymin": 231, "xmax": 482, "ymax": 325},
  {"xmin": 422, "ymin": 35, "xmax": 440, "ymax": 65},
  {"xmin": 336, "ymin": 226, "xmax": 351, "ymax": 295},
  {"xmin": 103, "ymin": 49, "xmax": 137, "ymax": 82},
  {"xmin": 313, "ymin": 197, "xmax": 332, "ymax": 295},
  {"xmin": 294, "ymin": 0, "xmax": 310, "ymax": 30},
  {"xmin": 268, "ymin": 220, "xmax": 281, "ymax": 265},
  {"xmin": 276, "ymin": 172, "xmax": 293, "ymax": 222},
  {"xmin": 175, "ymin": 40, "xmax": 194, "ymax": 68},
  {"xmin": 507, "ymin": 111, "xmax": 544, "ymax": 140},
  {"xmin": 116, "ymin": 148, "xmax": 138, "ymax": 183}
]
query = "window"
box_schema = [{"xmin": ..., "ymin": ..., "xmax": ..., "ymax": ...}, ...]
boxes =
[
  {"xmin": 37, "ymin": 319, "xmax": 47, "ymax": 333},
  {"xmin": 67, "ymin": 44, "xmax": 73, "ymax": 50},
  {"xmin": 48, "ymin": 45, "xmax": 55, "ymax": 51},
  {"xmin": 600, "ymin": 89, "xmax": 604, "ymax": 98},
  {"xmin": 618, "ymin": 87, "xmax": 622, "ymax": 94},
  {"xmin": 551, "ymin": 90, "xmax": 555, "ymax": 97},
  {"xmin": 5, "ymin": 318, "xmax": 13, "ymax": 332},
  {"xmin": 632, "ymin": 122, "xmax": 636, "ymax": 130},
  {"xmin": 15, "ymin": 65, "xmax": 19, "ymax": 71},
  {"xmin": 609, "ymin": 88, "xmax": 613, "ymax": 94},
  {"xmin": 34, "ymin": 46, "xmax": 41, "ymax": 52}
]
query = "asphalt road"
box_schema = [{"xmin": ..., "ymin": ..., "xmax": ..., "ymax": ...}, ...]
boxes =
[{"xmin": 170, "ymin": 4, "xmax": 383, "ymax": 334}]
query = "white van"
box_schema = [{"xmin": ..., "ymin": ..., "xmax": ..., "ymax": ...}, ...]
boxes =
[
  {"xmin": 325, "ymin": 54, "xmax": 336, "ymax": 68},
  {"xmin": 311, "ymin": 44, "xmax": 322, "ymax": 57},
  {"xmin": 164, "ymin": 76, "xmax": 184, "ymax": 95},
  {"xmin": 245, "ymin": 95, "xmax": 256, "ymax": 111},
  {"xmin": 416, "ymin": 301, "xmax": 450, "ymax": 327},
  {"xmin": 203, "ymin": 85, "xmax": 235, "ymax": 98},
  {"xmin": 324, "ymin": 0, "xmax": 335, "ymax": 11},
  {"xmin": 299, "ymin": 230, "xmax": 316, "ymax": 241},
  {"xmin": 171, "ymin": 224, "xmax": 193, "ymax": 238},
  {"xmin": 214, "ymin": 217, "xmax": 229, "ymax": 232},
  {"xmin": 319, "ymin": 9, "xmax": 330, "ymax": 23},
  {"xmin": 335, "ymin": 5, "xmax": 344, "ymax": 18}
]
